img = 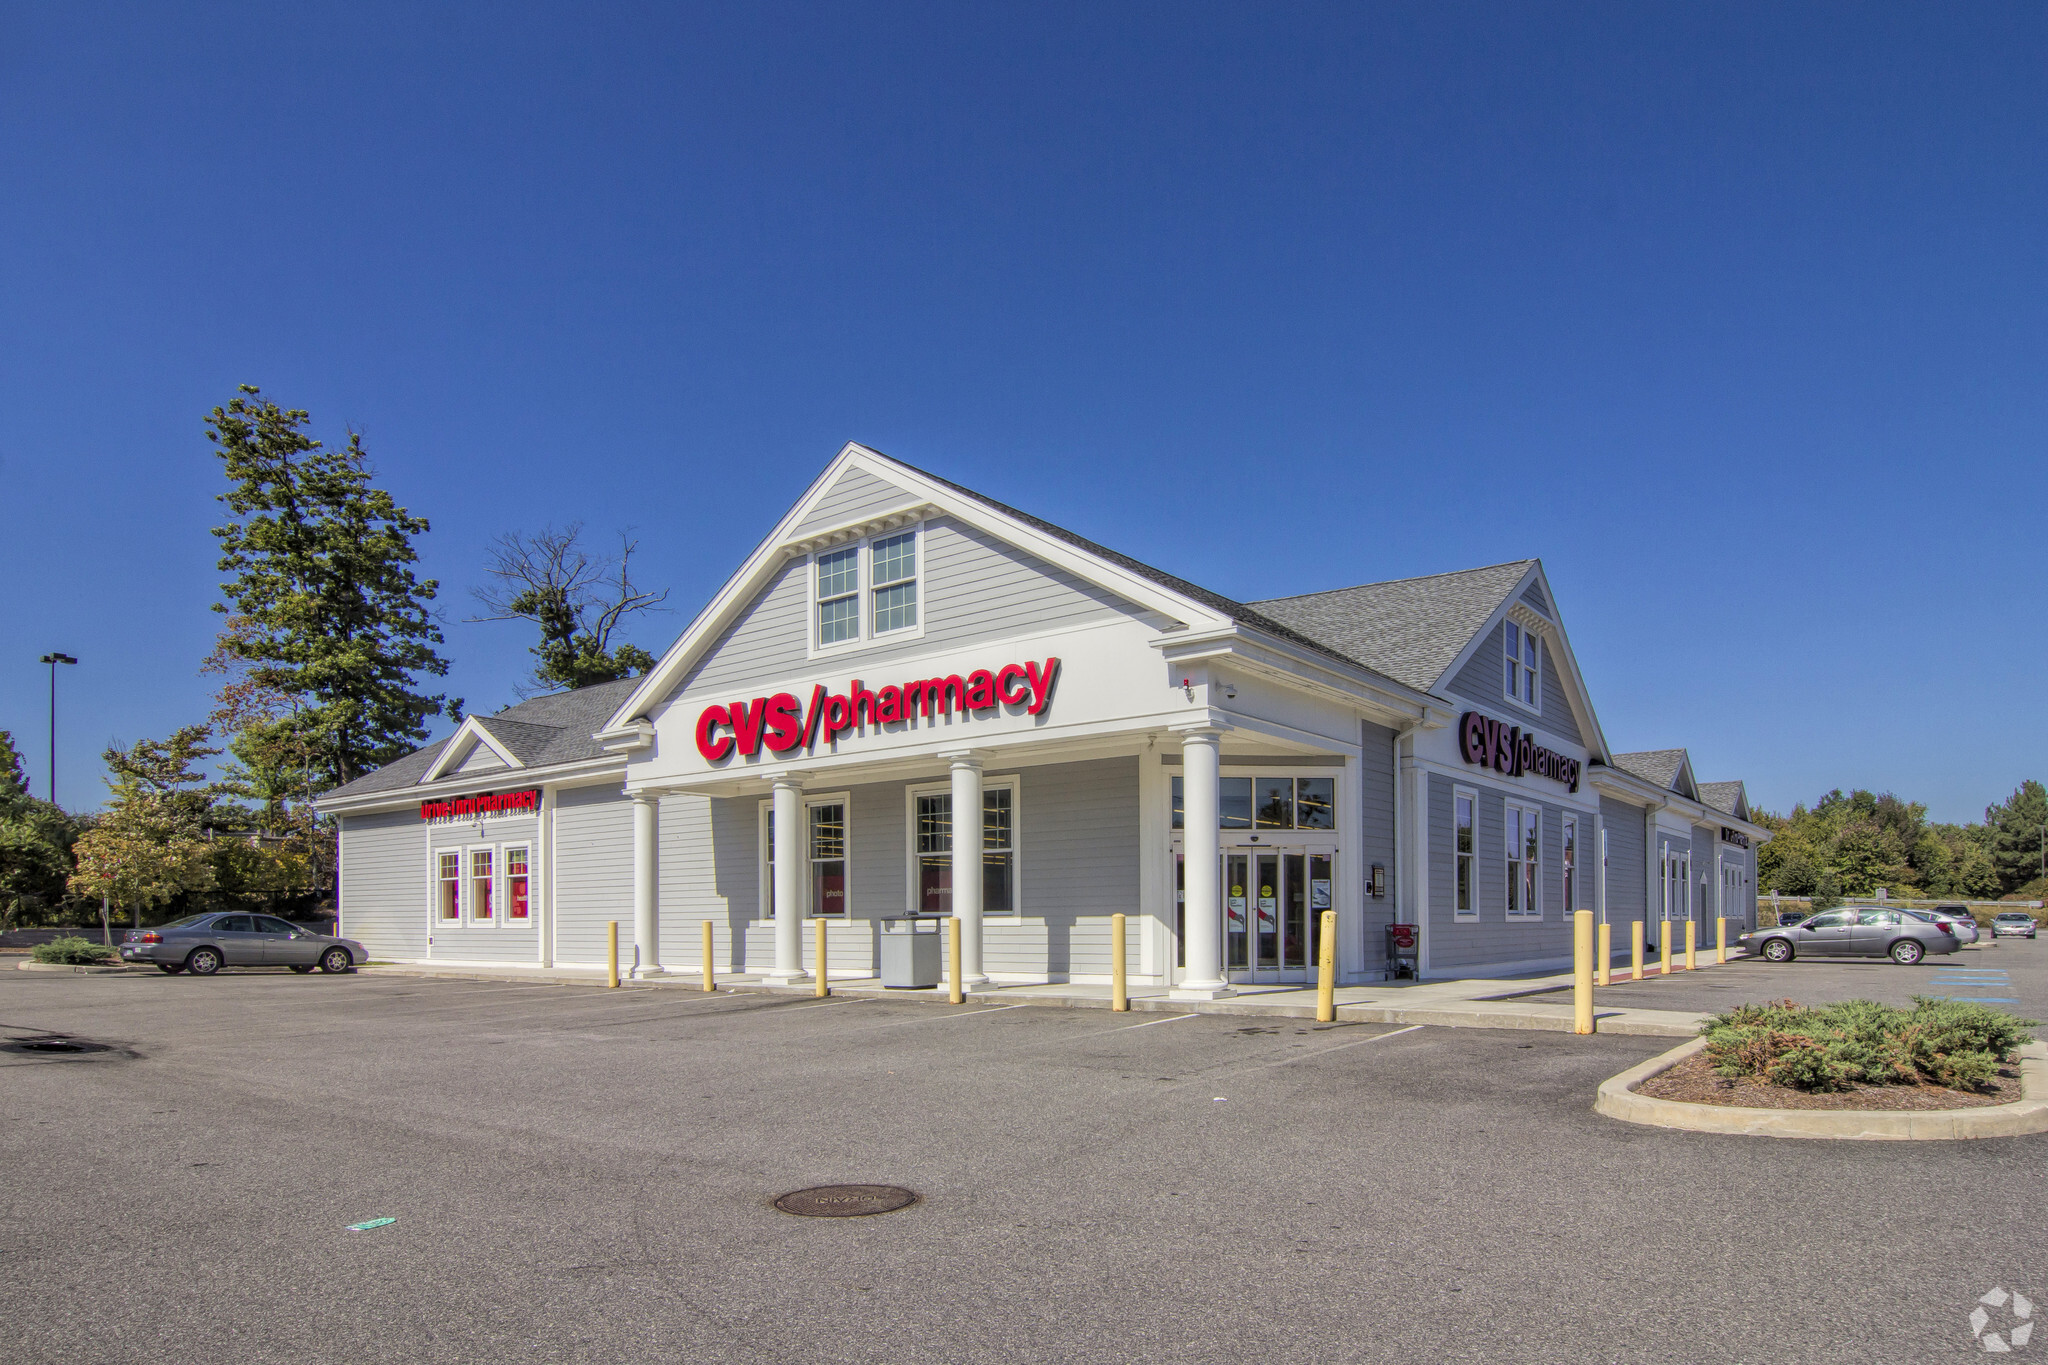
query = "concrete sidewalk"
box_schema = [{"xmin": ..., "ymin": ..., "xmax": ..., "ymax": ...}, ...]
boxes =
[{"xmin": 363, "ymin": 950, "xmax": 1745, "ymax": 1037}]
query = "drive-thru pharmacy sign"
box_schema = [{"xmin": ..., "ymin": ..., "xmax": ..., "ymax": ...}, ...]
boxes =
[
  {"xmin": 420, "ymin": 789, "xmax": 542, "ymax": 821},
  {"xmin": 696, "ymin": 657, "xmax": 1061, "ymax": 761},
  {"xmin": 1458, "ymin": 711, "xmax": 1581, "ymax": 793}
]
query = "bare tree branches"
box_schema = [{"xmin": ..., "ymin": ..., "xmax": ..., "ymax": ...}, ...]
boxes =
[{"xmin": 470, "ymin": 524, "xmax": 670, "ymax": 694}]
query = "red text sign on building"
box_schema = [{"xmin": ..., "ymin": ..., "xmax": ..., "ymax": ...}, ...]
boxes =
[
  {"xmin": 1457, "ymin": 711, "xmax": 1581, "ymax": 793},
  {"xmin": 420, "ymin": 789, "xmax": 542, "ymax": 821},
  {"xmin": 695, "ymin": 657, "xmax": 1061, "ymax": 762}
]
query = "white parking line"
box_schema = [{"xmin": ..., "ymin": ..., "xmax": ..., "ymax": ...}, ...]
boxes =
[
  {"xmin": 1259, "ymin": 1023, "xmax": 1425, "ymax": 1067},
  {"xmin": 839, "ymin": 1002, "xmax": 1032, "ymax": 1033},
  {"xmin": 1113, "ymin": 1012, "xmax": 1200, "ymax": 1031},
  {"xmin": 775, "ymin": 997, "xmax": 873, "ymax": 1013}
]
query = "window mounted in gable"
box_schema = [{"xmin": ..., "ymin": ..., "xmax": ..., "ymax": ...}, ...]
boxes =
[
  {"xmin": 816, "ymin": 546, "xmax": 860, "ymax": 646},
  {"xmin": 1504, "ymin": 619, "xmax": 1540, "ymax": 711},
  {"xmin": 871, "ymin": 530, "xmax": 917, "ymax": 635}
]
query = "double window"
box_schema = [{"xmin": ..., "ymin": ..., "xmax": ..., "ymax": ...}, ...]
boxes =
[
  {"xmin": 1561, "ymin": 815, "xmax": 1578, "ymax": 915},
  {"xmin": 760, "ymin": 793, "xmax": 853, "ymax": 917},
  {"xmin": 1506, "ymin": 803, "xmax": 1541, "ymax": 920},
  {"xmin": 1504, "ymin": 620, "xmax": 1540, "ymax": 710},
  {"xmin": 1170, "ymin": 775, "xmax": 1337, "ymax": 831},
  {"xmin": 812, "ymin": 525, "xmax": 922, "ymax": 651},
  {"xmin": 433, "ymin": 844, "xmax": 534, "ymax": 926},
  {"xmin": 911, "ymin": 782, "xmax": 1017, "ymax": 915}
]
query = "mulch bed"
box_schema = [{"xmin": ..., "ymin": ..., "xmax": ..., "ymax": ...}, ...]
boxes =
[{"xmin": 1635, "ymin": 1052, "xmax": 2022, "ymax": 1111}]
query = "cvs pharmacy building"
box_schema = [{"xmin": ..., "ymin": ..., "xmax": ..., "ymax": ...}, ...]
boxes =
[{"xmin": 320, "ymin": 444, "xmax": 1766, "ymax": 994}]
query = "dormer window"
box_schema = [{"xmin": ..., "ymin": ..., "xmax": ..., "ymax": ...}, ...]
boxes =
[
  {"xmin": 1505, "ymin": 619, "xmax": 1540, "ymax": 711},
  {"xmin": 808, "ymin": 522, "xmax": 924, "ymax": 654}
]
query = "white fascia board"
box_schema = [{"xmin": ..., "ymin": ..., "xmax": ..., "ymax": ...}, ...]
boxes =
[
  {"xmin": 315, "ymin": 756, "xmax": 627, "ymax": 817},
  {"xmin": 603, "ymin": 442, "xmax": 1238, "ymax": 733},
  {"xmin": 1153, "ymin": 626, "xmax": 1436, "ymax": 727},
  {"xmin": 419, "ymin": 716, "xmax": 524, "ymax": 783},
  {"xmin": 1522, "ymin": 562, "xmax": 1614, "ymax": 764}
]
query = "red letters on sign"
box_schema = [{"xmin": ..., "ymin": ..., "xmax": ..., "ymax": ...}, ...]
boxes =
[{"xmin": 692, "ymin": 656, "xmax": 1065, "ymax": 764}]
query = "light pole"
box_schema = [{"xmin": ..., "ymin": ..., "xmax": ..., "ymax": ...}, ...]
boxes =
[{"xmin": 37, "ymin": 652, "xmax": 77, "ymax": 807}]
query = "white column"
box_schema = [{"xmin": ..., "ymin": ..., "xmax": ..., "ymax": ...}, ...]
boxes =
[
  {"xmin": 1171, "ymin": 727, "xmax": 1231, "ymax": 1000},
  {"xmin": 945, "ymin": 753, "xmax": 989, "ymax": 986},
  {"xmin": 631, "ymin": 790, "xmax": 660, "ymax": 978},
  {"xmin": 768, "ymin": 774, "xmax": 808, "ymax": 981}
]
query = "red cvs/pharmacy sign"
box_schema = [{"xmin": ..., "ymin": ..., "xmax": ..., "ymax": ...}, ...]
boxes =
[{"xmin": 695, "ymin": 657, "xmax": 1060, "ymax": 762}]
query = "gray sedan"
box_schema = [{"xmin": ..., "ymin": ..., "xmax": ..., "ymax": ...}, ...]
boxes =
[
  {"xmin": 1739, "ymin": 906, "xmax": 1960, "ymax": 965},
  {"xmin": 119, "ymin": 913, "xmax": 364, "ymax": 976}
]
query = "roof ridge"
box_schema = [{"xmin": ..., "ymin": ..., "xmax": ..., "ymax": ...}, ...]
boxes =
[{"xmin": 1247, "ymin": 559, "xmax": 1537, "ymax": 607}]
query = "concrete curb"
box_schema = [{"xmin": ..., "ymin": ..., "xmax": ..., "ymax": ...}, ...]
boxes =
[
  {"xmin": 15, "ymin": 960, "xmax": 130, "ymax": 974},
  {"xmin": 1595, "ymin": 1039, "xmax": 2048, "ymax": 1140}
]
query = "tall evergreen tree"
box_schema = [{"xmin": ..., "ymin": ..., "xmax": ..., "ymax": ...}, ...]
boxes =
[
  {"xmin": 207, "ymin": 386, "xmax": 459, "ymax": 790},
  {"xmin": 0, "ymin": 730, "xmax": 78, "ymax": 933},
  {"xmin": 1985, "ymin": 780, "xmax": 2048, "ymax": 893}
]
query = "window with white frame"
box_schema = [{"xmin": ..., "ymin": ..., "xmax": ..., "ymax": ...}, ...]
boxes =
[
  {"xmin": 1506, "ymin": 803, "xmax": 1540, "ymax": 920},
  {"xmin": 505, "ymin": 846, "xmax": 532, "ymax": 922},
  {"xmin": 1504, "ymin": 619, "xmax": 1540, "ymax": 710},
  {"xmin": 816, "ymin": 546, "xmax": 860, "ymax": 646},
  {"xmin": 470, "ymin": 848, "xmax": 495, "ymax": 922},
  {"xmin": 1561, "ymin": 816, "xmax": 1577, "ymax": 915},
  {"xmin": 909, "ymin": 780, "xmax": 1017, "ymax": 915},
  {"xmin": 1454, "ymin": 788, "xmax": 1477, "ymax": 920},
  {"xmin": 810, "ymin": 802, "xmax": 847, "ymax": 915},
  {"xmin": 870, "ymin": 531, "xmax": 917, "ymax": 635},
  {"xmin": 437, "ymin": 851, "xmax": 461, "ymax": 921}
]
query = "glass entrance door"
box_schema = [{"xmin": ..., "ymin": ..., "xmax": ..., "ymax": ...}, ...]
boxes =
[{"xmin": 1224, "ymin": 847, "xmax": 1334, "ymax": 984}]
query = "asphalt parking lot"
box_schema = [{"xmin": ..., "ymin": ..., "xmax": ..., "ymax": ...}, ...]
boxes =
[
  {"xmin": 1563, "ymin": 935, "xmax": 2048, "ymax": 1018},
  {"xmin": 4, "ymin": 968, "xmax": 2044, "ymax": 1365}
]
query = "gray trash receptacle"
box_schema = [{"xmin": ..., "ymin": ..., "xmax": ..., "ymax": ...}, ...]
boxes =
[{"xmin": 879, "ymin": 917, "xmax": 942, "ymax": 988}]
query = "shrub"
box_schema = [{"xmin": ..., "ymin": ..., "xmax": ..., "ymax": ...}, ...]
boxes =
[
  {"xmin": 31, "ymin": 936, "xmax": 115, "ymax": 965},
  {"xmin": 1699, "ymin": 997, "xmax": 2036, "ymax": 1093}
]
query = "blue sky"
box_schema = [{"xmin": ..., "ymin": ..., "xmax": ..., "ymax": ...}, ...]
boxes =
[{"xmin": 1, "ymin": 3, "xmax": 2042, "ymax": 823}]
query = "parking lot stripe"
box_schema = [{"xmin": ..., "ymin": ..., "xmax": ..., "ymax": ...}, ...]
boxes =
[
  {"xmin": 1111, "ymin": 1012, "xmax": 1200, "ymax": 1031},
  {"xmin": 1259, "ymin": 1023, "xmax": 1425, "ymax": 1067}
]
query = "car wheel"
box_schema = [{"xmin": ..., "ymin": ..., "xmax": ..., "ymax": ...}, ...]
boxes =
[
  {"xmin": 1761, "ymin": 937, "xmax": 1794, "ymax": 962},
  {"xmin": 185, "ymin": 947, "xmax": 222, "ymax": 976},
  {"xmin": 289, "ymin": 964, "xmax": 316, "ymax": 974},
  {"xmin": 1890, "ymin": 939, "xmax": 1925, "ymax": 965},
  {"xmin": 157, "ymin": 963, "xmax": 183, "ymax": 975},
  {"xmin": 319, "ymin": 947, "xmax": 353, "ymax": 974}
]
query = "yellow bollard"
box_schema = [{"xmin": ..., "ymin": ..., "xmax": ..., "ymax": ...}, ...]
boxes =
[
  {"xmin": 702, "ymin": 919, "xmax": 715, "ymax": 992},
  {"xmin": 1631, "ymin": 919, "xmax": 1644, "ymax": 983},
  {"xmin": 948, "ymin": 916, "xmax": 963, "ymax": 1005},
  {"xmin": 1573, "ymin": 910, "xmax": 1595, "ymax": 1034},
  {"xmin": 606, "ymin": 920, "xmax": 619, "ymax": 989},
  {"xmin": 1597, "ymin": 921, "xmax": 1612, "ymax": 988},
  {"xmin": 815, "ymin": 917, "xmax": 830, "ymax": 997},
  {"xmin": 1661, "ymin": 922, "xmax": 1673, "ymax": 977},
  {"xmin": 1685, "ymin": 919, "xmax": 1697, "ymax": 971},
  {"xmin": 1716, "ymin": 916, "xmax": 1727, "ymax": 966},
  {"xmin": 1316, "ymin": 909, "xmax": 1337, "ymax": 1023},
  {"xmin": 1110, "ymin": 912, "xmax": 1128, "ymax": 1011}
]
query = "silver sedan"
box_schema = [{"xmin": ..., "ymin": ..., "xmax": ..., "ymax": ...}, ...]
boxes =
[
  {"xmin": 119, "ymin": 913, "xmax": 365, "ymax": 976},
  {"xmin": 1739, "ymin": 906, "xmax": 1960, "ymax": 965}
]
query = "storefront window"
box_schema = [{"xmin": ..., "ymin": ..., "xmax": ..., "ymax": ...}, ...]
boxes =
[
  {"xmin": 810, "ymin": 803, "xmax": 846, "ymax": 915},
  {"xmin": 916, "ymin": 794, "xmax": 951, "ymax": 913},
  {"xmin": 1174, "ymin": 775, "xmax": 1333, "ymax": 830},
  {"xmin": 1506, "ymin": 804, "xmax": 1540, "ymax": 920},
  {"xmin": 982, "ymin": 788, "xmax": 1012, "ymax": 913},
  {"xmin": 1295, "ymin": 778, "xmax": 1335, "ymax": 830},
  {"xmin": 1254, "ymin": 778, "xmax": 1293, "ymax": 830},
  {"xmin": 438, "ymin": 852, "xmax": 461, "ymax": 921},
  {"xmin": 1454, "ymin": 792, "xmax": 1475, "ymax": 919},
  {"xmin": 1219, "ymin": 777, "xmax": 1252, "ymax": 829},
  {"xmin": 1561, "ymin": 817, "xmax": 1576, "ymax": 914},
  {"xmin": 471, "ymin": 848, "xmax": 495, "ymax": 921},
  {"xmin": 1171, "ymin": 776, "xmax": 1183, "ymax": 830},
  {"xmin": 506, "ymin": 847, "xmax": 530, "ymax": 920},
  {"xmin": 914, "ymin": 787, "xmax": 1014, "ymax": 913}
]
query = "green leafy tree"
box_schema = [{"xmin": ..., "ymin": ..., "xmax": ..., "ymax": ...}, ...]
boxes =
[
  {"xmin": 470, "ymin": 524, "xmax": 667, "ymax": 695},
  {"xmin": 0, "ymin": 731, "xmax": 81, "ymax": 933},
  {"xmin": 207, "ymin": 386, "xmax": 459, "ymax": 792},
  {"xmin": 1809, "ymin": 871, "xmax": 1843, "ymax": 913},
  {"xmin": 1984, "ymin": 781, "xmax": 2048, "ymax": 895}
]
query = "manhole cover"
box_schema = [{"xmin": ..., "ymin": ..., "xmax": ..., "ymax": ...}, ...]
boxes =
[{"xmin": 772, "ymin": 1184, "xmax": 918, "ymax": 1218}]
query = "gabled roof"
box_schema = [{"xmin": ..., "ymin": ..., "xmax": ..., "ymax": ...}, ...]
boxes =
[
  {"xmin": 320, "ymin": 676, "xmax": 642, "ymax": 801},
  {"xmin": 1698, "ymin": 780, "xmax": 1749, "ymax": 820},
  {"xmin": 1247, "ymin": 562, "xmax": 1537, "ymax": 693},
  {"xmin": 1611, "ymin": 748, "xmax": 1698, "ymax": 800}
]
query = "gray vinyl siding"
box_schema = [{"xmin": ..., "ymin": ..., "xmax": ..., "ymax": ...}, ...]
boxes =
[
  {"xmin": 1444, "ymin": 618, "xmax": 1580, "ymax": 749},
  {"xmin": 664, "ymin": 515, "xmax": 1144, "ymax": 705},
  {"xmin": 452, "ymin": 743, "xmax": 507, "ymax": 775},
  {"xmin": 552, "ymin": 783, "xmax": 633, "ymax": 967},
  {"xmin": 791, "ymin": 466, "xmax": 924, "ymax": 537},
  {"xmin": 1599, "ymin": 797, "xmax": 1646, "ymax": 925},
  {"xmin": 996, "ymin": 756, "xmax": 1140, "ymax": 978},
  {"xmin": 1443, "ymin": 620, "xmax": 1508, "ymax": 709},
  {"xmin": 1358, "ymin": 721, "xmax": 1398, "ymax": 972},
  {"xmin": 1536, "ymin": 646, "xmax": 1582, "ymax": 747},
  {"xmin": 1425, "ymin": 773, "xmax": 1571, "ymax": 972},
  {"xmin": 426, "ymin": 816, "xmax": 541, "ymax": 962},
  {"xmin": 338, "ymin": 809, "xmax": 427, "ymax": 960},
  {"xmin": 1519, "ymin": 581, "xmax": 1552, "ymax": 616}
]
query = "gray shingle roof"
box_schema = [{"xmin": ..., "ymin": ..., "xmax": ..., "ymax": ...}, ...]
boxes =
[
  {"xmin": 1611, "ymin": 749, "xmax": 1688, "ymax": 791},
  {"xmin": 319, "ymin": 676, "xmax": 643, "ymax": 802},
  {"xmin": 1246, "ymin": 562, "xmax": 1538, "ymax": 693},
  {"xmin": 1698, "ymin": 781, "xmax": 1747, "ymax": 818}
]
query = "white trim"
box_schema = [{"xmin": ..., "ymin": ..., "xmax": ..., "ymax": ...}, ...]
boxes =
[
  {"xmin": 420, "ymin": 716, "xmax": 526, "ymax": 784},
  {"xmin": 1452, "ymin": 784, "xmax": 1479, "ymax": 922},
  {"xmin": 1503, "ymin": 615, "xmax": 1542, "ymax": 716},
  {"xmin": 903, "ymin": 773, "xmax": 1021, "ymax": 917}
]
